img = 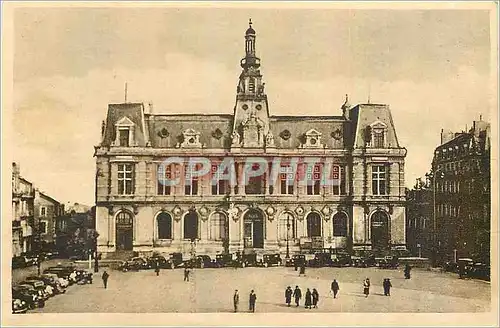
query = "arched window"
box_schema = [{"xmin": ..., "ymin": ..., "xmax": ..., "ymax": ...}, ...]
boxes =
[
  {"xmin": 184, "ymin": 211, "xmax": 199, "ymax": 240},
  {"xmin": 210, "ymin": 212, "xmax": 227, "ymax": 241},
  {"xmin": 332, "ymin": 212, "xmax": 348, "ymax": 237},
  {"xmin": 306, "ymin": 212, "xmax": 321, "ymax": 237},
  {"xmin": 157, "ymin": 212, "xmax": 172, "ymax": 239},
  {"xmin": 278, "ymin": 212, "xmax": 296, "ymax": 240},
  {"xmin": 371, "ymin": 210, "xmax": 389, "ymax": 250}
]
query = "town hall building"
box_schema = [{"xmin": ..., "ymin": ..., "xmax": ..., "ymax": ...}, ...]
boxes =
[{"xmin": 94, "ymin": 21, "xmax": 407, "ymax": 258}]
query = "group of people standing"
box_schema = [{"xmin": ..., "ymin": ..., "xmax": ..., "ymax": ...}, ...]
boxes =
[
  {"xmin": 233, "ymin": 289, "xmax": 257, "ymax": 313},
  {"xmin": 285, "ymin": 286, "xmax": 320, "ymax": 309},
  {"xmin": 362, "ymin": 277, "xmax": 393, "ymax": 297}
]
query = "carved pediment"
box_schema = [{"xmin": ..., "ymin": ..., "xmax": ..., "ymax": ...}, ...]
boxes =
[
  {"xmin": 178, "ymin": 128, "xmax": 202, "ymax": 148},
  {"xmin": 301, "ymin": 128, "xmax": 324, "ymax": 149},
  {"xmin": 116, "ymin": 116, "xmax": 135, "ymax": 126},
  {"xmin": 370, "ymin": 120, "xmax": 388, "ymax": 130}
]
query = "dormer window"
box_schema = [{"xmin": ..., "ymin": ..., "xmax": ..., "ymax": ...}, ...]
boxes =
[
  {"xmin": 178, "ymin": 128, "xmax": 202, "ymax": 148},
  {"xmin": 114, "ymin": 116, "xmax": 135, "ymax": 147},
  {"xmin": 369, "ymin": 120, "xmax": 388, "ymax": 148},
  {"xmin": 301, "ymin": 129, "xmax": 324, "ymax": 149}
]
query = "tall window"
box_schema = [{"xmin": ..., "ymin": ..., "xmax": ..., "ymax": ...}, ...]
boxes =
[
  {"xmin": 119, "ymin": 129, "xmax": 130, "ymax": 147},
  {"xmin": 39, "ymin": 221, "xmax": 47, "ymax": 234},
  {"xmin": 249, "ymin": 78, "xmax": 256, "ymax": 93},
  {"xmin": 306, "ymin": 164, "xmax": 322, "ymax": 195},
  {"xmin": 210, "ymin": 212, "xmax": 227, "ymax": 241},
  {"xmin": 157, "ymin": 213, "xmax": 172, "ymax": 239},
  {"xmin": 373, "ymin": 130, "xmax": 384, "ymax": 148},
  {"xmin": 211, "ymin": 164, "xmax": 229, "ymax": 195},
  {"xmin": 332, "ymin": 212, "xmax": 348, "ymax": 237},
  {"xmin": 280, "ymin": 165, "xmax": 294, "ymax": 195},
  {"xmin": 278, "ymin": 212, "xmax": 295, "ymax": 240},
  {"xmin": 185, "ymin": 163, "xmax": 200, "ymax": 196},
  {"xmin": 246, "ymin": 163, "xmax": 264, "ymax": 195},
  {"xmin": 118, "ymin": 164, "xmax": 134, "ymax": 195},
  {"xmin": 332, "ymin": 165, "xmax": 347, "ymax": 195},
  {"xmin": 40, "ymin": 206, "xmax": 47, "ymax": 216},
  {"xmin": 372, "ymin": 165, "xmax": 387, "ymax": 195},
  {"xmin": 184, "ymin": 211, "xmax": 199, "ymax": 240},
  {"xmin": 157, "ymin": 164, "xmax": 172, "ymax": 195}
]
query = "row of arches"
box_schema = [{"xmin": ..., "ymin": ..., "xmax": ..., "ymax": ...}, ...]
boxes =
[{"xmin": 114, "ymin": 209, "xmax": 390, "ymax": 251}]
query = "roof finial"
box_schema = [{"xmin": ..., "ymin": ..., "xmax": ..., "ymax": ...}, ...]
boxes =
[{"xmin": 249, "ymin": 18, "xmax": 252, "ymax": 27}]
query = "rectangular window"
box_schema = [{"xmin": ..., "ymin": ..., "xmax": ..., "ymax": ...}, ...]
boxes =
[
  {"xmin": 211, "ymin": 164, "xmax": 229, "ymax": 195},
  {"xmin": 118, "ymin": 163, "xmax": 134, "ymax": 195},
  {"xmin": 40, "ymin": 206, "xmax": 46, "ymax": 217},
  {"xmin": 373, "ymin": 131, "xmax": 384, "ymax": 148},
  {"xmin": 246, "ymin": 163, "xmax": 265, "ymax": 195},
  {"xmin": 306, "ymin": 164, "xmax": 322, "ymax": 195},
  {"xmin": 280, "ymin": 165, "xmax": 294, "ymax": 195},
  {"xmin": 40, "ymin": 221, "xmax": 47, "ymax": 234},
  {"xmin": 157, "ymin": 164, "xmax": 172, "ymax": 195},
  {"xmin": 119, "ymin": 129, "xmax": 129, "ymax": 147},
  {"xmin": 332, "ymin": 165, "xmax": 346, "ymax": 195},
  {"xmin": 185, "ymin": 163, "xmax": 200, "ymax": 196},
  {"xmin": 372, "ymin": 165, "xmax": 387, "ymax": 195}
]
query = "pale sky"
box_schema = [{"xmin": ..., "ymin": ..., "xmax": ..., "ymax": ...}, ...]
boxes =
[{"xmin": 12, "ymin": 6, "xmax": 493, "ymax": 205}]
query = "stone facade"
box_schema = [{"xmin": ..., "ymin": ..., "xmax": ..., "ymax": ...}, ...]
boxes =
[
  {"xmin": 94, "ymin": 21, "xmax": 407, "ymax": 258},
  {"xmin": 12, "ymin": 163, "xmax": 35, "ymax": 256}
]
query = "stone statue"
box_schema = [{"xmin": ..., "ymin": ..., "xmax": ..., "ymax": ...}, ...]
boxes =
[
  {"xmin": 101, "ymin": 120, "xmax": 106, "ymax": 137},
  {"xmin": 258, "ymin": 83, "xmax": 265, "ymax": 95},
  {"xmin": 228, "ymin": 203, "xmax": 239, "ymax": 221},
  {"xmin": 266, "ymin": 131, "xmax": 275, "ymax": 146},
  {"xmin": 231, "ymin": 131, "xmax": 241, "ymax": 146}
]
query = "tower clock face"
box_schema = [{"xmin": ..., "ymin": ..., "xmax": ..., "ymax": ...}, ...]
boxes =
[{"xmin": 256, "ymin": 104, "xmax": 262, "ymax": 111}]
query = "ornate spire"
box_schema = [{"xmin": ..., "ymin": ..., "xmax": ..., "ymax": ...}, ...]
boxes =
[{"xmin": 241, "ymin": 19, "xmax": 260, "ymax": 69}]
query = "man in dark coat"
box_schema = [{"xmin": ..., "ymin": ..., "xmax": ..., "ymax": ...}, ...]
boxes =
[
  {"xmin": 102, "ymin": 271, "xmax": 109, "ymax": 289},
  {"xmin": 383, "ymin": 278, "xmax": 392, "ymax": 296},
  {"xmin": 233, "ymin": 290, "xmax": 240, "ymax": 312},
  {"xmin": 404, "ymin": 264, "xmax": 411, "ymax": 279},
  {"xmin": 249, "ymin": 290, "xmax": 257, "ymax": 312},
  {"xmin": 312, "ymin": 288, "xmax": 319, "ymax": 308},
  {"xmin": 184, "ymin": 267, "xmax": 190, "ymax": 282},
  {"xmin": 331, "ymin": 279, "xmax": 340, "ymax": 299},
  {"xmin": 285, "ymin": 286, "xmax": 293, "ymax": 307},
  {"xmin": 304, "ymin": 288, "xmax": 312, "ymax": 309},
  {"xmin": 155, "ymin": 261, "xmax": 160, "ymax": 276},
  {"xmin": 293, "ymin": 286, "xmax": 302, "ymax": 307},
  {"xmin": 299, "ymin": 264, "xmax": 306, "ymax": 276}
]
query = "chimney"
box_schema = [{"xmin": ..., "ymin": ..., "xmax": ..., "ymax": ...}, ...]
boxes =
[{"xmin": 440, "ymin": 129, "xmax": 455, "ymax": 145}]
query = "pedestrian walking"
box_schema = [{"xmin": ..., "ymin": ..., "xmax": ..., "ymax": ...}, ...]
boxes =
[
  {"xmin": 331, "ymin": 279, "xmax": 340, "ymax": 299},
  {"xmin": 102, "ymin": 271, "xmax": 109, "ymax": 289},
  {"xmin": 293, "ymin": 286, "xmax": 302, "ymax": 307},
  {"xmin": 305, "ymin": 288, "xmax": 312, "ymax": 309},
  {"xmin": 404, "ymin": 264, "xmax": 411, "ymax": 279},
  {"xmin": 285, "ymin": 286, "xmax": 293, "ymax": 307},
  {"xmin": 155, "ymin": 262, "xmax": 160, "ymax": 276},
  {"xmin": 249, "ymin": 290, "xmax": 257, "ymax": 313},
  {"xmin": 312, "ymin": 288, "xmax": 319, "ymax": 308},
  {"xmin": 299, "ymin": 264, "xmax": 306, "ymax": 276},
  {"xmin": 363, "ymin": 278, "xmax": 370, "ymax": 297},
  {"xmin": 233, "ymin": 290, "xmax": 240, "ymax": 312},
  {"xmin": 184, "ymin": 267, "xmax": 190, "ymax": 282},
  {"xmin": 383, "ymin": 278, "xmax": 392, "ymax": 296}
]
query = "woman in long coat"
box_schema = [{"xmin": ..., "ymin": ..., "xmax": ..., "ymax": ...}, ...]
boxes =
[
  {"xmin": 285, "ymin": 286, "xmax": 293, "ymax": 307},
  {"xmin": 305, "ymin": 288, "xmax": 313, "ymax": 309},
  {"xmin": 312, "ymin": 288, "xmax": 319, "ymax": 308},
  {"xmin": 363, "ymin": 278, "xmax": 370, "ymax": 297}
]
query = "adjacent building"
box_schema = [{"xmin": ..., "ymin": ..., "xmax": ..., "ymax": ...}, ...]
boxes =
[
  {"xmin": 12, "ymin": 163, "xmax": 35, "ymax": 256},
  {"xmin": 406, "ymin": 178, "xmax": 433, "ymax": 258},
  {"xmin": 55, "ymin": 203, "xmax": 94, "ymax": 256},
  {"xmin": 431, "ymin": 118, "xmax": 491, "ymax": 264},
  {"xmin": 94, "ymin": 21, "xmax": 407, "ymax": 258},
  {"xmin": 12, "ymin": 162, "xmax": 65, "ymax": 257}
]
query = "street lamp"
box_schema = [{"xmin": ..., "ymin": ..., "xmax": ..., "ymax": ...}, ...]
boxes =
[{"xmin": 285, "ymin": 213, "xmax": 291, "ymax": 259}]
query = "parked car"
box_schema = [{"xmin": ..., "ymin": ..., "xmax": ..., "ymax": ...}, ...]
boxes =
[
  {"xmin": 119, "ymin": 257, "xmax": 150, "ymax": 271},
  {"xmin": 20, "ymin": 252, "xmax": 39, "ymax": 266},
  {"xmin": 12, "ymin": 298, "xmax": 29, "ymax": 314},
  {"xmin": 309, "ymin": 252, "xmax": 335, "ymax": 267},
  {"xmin": 12, "ymin": 256, "xmax": 28, "ymax": 269},
  {"xmin": 241, "ymin": 253, "xmax": 258, "ymax": 267},
  {"xmin": 12, "ymin": 287, "xmax": 37, "ymax": 310},
  {"xmin": 457, "ymin": 258, "xmax": 475, "ymax": 278},
  {"xmin": 470, "ymin": 262, "xmax": 490, "ymax": 281},
  {"xmin": 17, "ymin": 283, "xmax": 48, "ymax": 306},
  {"xmin": 332, "ymin": 253, "xmax": 352, "ymax": 267},
  {"xmin": 351, "ymin": 254, "xmax": 376, "ymax": 268},
  {"xmin": 215, "ymin": 253, "xmax": 238, "ymax": 268},
  {"xmin": 285, "ymin": 254, "xmax": 306, "ymax": 267},
  {"xmin": 186, "ymin": 255, "xmax": 217, "ymax": 268},
  {"xmin": 261, "ymin": 254, "xmax": 282, "ymax": 267},
  {"xmin": 27, "ymin": 275, "xmax": 66, "ymax": 294},
  {"xmin": 378, "ymin": 256, "xmax": 399, "ymax": 269}
]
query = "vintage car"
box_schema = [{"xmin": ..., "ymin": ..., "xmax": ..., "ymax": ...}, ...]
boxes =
[
  {"xmin": 308, "ymin": 253, "xmax": 334, "ymax": 267},
  {"xmin": 119, "ymin": 257, "xmax": 150, "ymax": 271},
  {"xmin": 186, "ymin": 255, "xmax": 218, "ymax": 269},
  {"xmin": 261, "ymin": 254, "xmax": 283, "ymax": 267},
  {"xmin": 215, "ymin": 253, "xmax": 238, "ymax": 268},
  {"xmin": 285, "ymin": 254, "xmax": 306, "ymax": 267},
  {"xmin": 378, "ymin": 256, "xmax": 399, "ymax": 269},
  {"xmin": 351, "ymin": 254, "xmax": 376, "ymax": 268},
  {"xmin": 332, "ymin": 253, "xmax": 352, "ymax": 267},
  {"xmin": 470, "ymin": 262, "xmax": 490, "ymax": 281},
  {"xmin": 12, "ymin": 287, "xmax": 38, "ymax": 310},
  {"xmin": 27, "ymin": 275, "xmax": 66, "ymax": 294},
  {"xmin": 241, "ymin": 253, "xmax": 258, "ymax": 267},
  {"xmin": 12, "ymin": 297, "xmax": 29, "ymax": 314},
  {"xmin": 17, "ymin": 283, "xmax": 48, "ymax": 305}
]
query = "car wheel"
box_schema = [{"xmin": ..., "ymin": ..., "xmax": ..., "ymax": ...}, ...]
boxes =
[{"xmin": 264, "ymin": 262, "xmax": 269, "ymax": 268}]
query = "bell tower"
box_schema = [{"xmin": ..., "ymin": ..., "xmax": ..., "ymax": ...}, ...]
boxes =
[{"xmin": 232, "ymin": 19, "xmax": 271, "ymax": 149}]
